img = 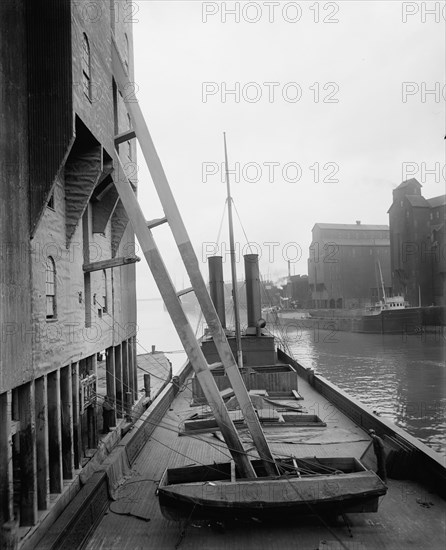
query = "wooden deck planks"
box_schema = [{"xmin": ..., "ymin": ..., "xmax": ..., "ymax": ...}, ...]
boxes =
[{"xmin": 85, "ymin": 375, "xmax": 446, "ymax": 550}]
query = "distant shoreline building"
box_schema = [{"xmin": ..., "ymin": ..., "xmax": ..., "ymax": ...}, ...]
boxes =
[
  {"xmin": 388, "ymin": 178, "xmax": 446, "ymax": 307},
  {"xmin": 1, "ymin": 0, "xmax": 138, "ymax": 538},
  {"xmin": 307, "ymin": 222, "xmax": 391, "ymax": 309}
]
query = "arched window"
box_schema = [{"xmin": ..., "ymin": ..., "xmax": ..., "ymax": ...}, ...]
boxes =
[
  {"xmin": 46, "ymin": 257, "xmax": 56, "ymax": 319},
  {"xmin": 102, "ymin": 270, "xmax": 108, "ymax": 313},
  {"xmin": 82, "ymin": 33, "xmax": 91, "ymax": 100}
]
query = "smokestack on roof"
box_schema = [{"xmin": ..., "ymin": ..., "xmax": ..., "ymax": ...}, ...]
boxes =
[
  {"xmin": 244, "ymin": 254, "xmax": 264, "ymax": 336},
  {"xmin": 208, "ymin": 256, "xmax": 226, "ymax": 329}
]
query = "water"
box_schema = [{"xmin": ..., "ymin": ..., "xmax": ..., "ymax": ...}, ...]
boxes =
[
  {"xmin": 280, "ymin": 326, "xmax": 446, "ymax": 456},
  {"xmin": 136, "ymin": 299, "xmax": 446, "ymax": 456}
]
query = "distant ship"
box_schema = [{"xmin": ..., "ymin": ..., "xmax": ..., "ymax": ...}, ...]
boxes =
[
  {"xmin": 306, "ymin": 296, "xmax": 423, "ymax": 335},
  {"xmin": 270, "ymin": 264, "xmax": 423, "ymax": 334}
]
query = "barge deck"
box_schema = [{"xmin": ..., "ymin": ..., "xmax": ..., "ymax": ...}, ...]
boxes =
[{"xmin": 84, "ymin": 361, "xmax": 446, "ymax": 550}]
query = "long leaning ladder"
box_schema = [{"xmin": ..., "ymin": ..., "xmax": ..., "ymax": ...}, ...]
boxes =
[{"xmin": 111, "ymin": 39, "xmax": 278, "ymax": 478}]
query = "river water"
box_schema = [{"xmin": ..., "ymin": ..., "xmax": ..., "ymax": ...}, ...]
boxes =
[{"xmin": 136, "ymin": 299, "xmax": 446, "ymax": 456}]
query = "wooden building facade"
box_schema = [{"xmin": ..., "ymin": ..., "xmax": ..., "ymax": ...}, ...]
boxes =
[{"xmin": 0, "ymin": 0, "xmax": 138, "ymax": 533}]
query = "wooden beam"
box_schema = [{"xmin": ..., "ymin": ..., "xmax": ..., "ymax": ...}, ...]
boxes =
[
  {"xmin": 147, "ymin": 216, "xmax": 167, "ymax": 229},
  {"xmin": 111, "ymin": 200, "xmax": 129, "ymax": 257},
  {"xmin": 65, "ymin": 139, "xmax": 102, "ymax": 245},
  {"xmin": 112, "ymin": 155, "xmax": 256, "ymax": 479},
  {"xmin": 92, "ymin": 184, "xmax": 119, "ymax": 234},
  {"xmin": 177, "ymin": 287, "xmax": 194, "ymax": 298},
  {"xmin": 114, "ymin": 129, "xmax": 136, "ymax": 145},
  {"xmin": 111, "ymin": 37, "xmax": 277, "ymax": 477},
  {"xmin": 83, "ymin": 255, "xmax": 140, "ymax": 273}
]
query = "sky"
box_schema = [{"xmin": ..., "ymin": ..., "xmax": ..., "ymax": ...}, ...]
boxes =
[{"xmin": 130, "ymin": 0, "xmax": 445, "ymax": 299}]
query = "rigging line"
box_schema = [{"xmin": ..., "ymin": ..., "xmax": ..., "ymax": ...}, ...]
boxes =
[
  {"xmin": 215, "ymin": 199, "xmax": 228, "ymax": 247},
  {"xmin": 232, "ymin": 199, "xmax": 253, "ymax": 254}
]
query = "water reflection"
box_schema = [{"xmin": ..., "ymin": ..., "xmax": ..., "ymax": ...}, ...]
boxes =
[{"xmin": 284, "ymin": 327, "xmax": 446, "ymax": 455}]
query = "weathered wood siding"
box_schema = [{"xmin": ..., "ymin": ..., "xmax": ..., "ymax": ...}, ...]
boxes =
[{"xmin": 0, "ymin": 0, "xmax": 33, "ymax": 393}]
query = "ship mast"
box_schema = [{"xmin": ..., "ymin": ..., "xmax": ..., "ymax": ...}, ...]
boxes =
[
  {"xmin": 377, "ymin": 260, "xmax": 387, "ymax": 302},
  {"xmin": 223, "ymin": 132, "xmax": 243, "ymax": 368}
]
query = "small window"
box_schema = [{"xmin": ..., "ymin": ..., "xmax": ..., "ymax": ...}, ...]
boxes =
[
  {"xmin": 82, "ymin": 34, "xmax": 92, "ymax": 101},
  {"xmin": 46, "ymin": 257, "xmax": 56, "ymax": 319}
]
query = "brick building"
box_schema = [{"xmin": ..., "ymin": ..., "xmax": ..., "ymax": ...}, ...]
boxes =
[
  {"xmin": 388, "ymin": 178, "xmax": 446, "ymax": 307},
  {"xmin": 1, "ymin": 0, "xmax": 138, "ymax": 536},
  {"xmin": 307, "ymin": 222, "xmax": 391, "ymax": 309}
]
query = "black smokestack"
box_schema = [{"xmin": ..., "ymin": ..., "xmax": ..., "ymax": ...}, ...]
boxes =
[
  {"xmin": 244, "ymin": 254, "xmax": 262, "ymax": 335},
  {"xmin": 208, "ymin": 256, "xmax": 226, "ymax": 329}
]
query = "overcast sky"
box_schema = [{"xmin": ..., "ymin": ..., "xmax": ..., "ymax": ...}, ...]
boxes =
[{"xmin": 131, "ymin": 0, "xmax": 445, "ymax": 298}]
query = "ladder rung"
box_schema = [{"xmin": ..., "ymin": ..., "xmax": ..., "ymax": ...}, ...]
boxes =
[
  {"xmin": 147, "ymin": 216, "xmax": 168, "ymax": 229},
  {"xmin": 176, "ymin": 286, "xmax": 194, "ymax": 298},
  {"xmin": 115, "ymin": 129, "xmax": 136, "ymax": 145}
]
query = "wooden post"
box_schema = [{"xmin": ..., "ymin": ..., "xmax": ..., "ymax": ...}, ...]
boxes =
[
  {"xmin": 121, "ymin": 340, "xmax": 129, "ymax": 410},
  {"xmin": 18, "ymin": 382, "xmax": 37, "ymax": 525},
  {"xmin": 114, "ymin": 345, "xmax": 123, "ymax": 417},
  {"xmin": 88, "ymin": 355, "xmax": 98, "ymax": 447},
  {"xmin": 71, "ymin": 363, "xmax": 81, "ymax": 470},
  {"xmin": 47, "ymin": 370, "xmax": 62, "ymax": 493},
  {"xmin": 143, "ymin": 374, "xmax": 150, "ymax": 398},
  {"xmin": 60, "ymin": 366, "xmax": 74, "ymax": 479},
  {"xmin": 105, "ymin": 347, "xmax": 116, "ymax": 427},
  {"xmin": 132, "ymin": 336, "xmax": 138, "ymax": 401},
  {"xmin": 35, "ymin": 376, "xmax": 49, "ymax": 510},
  {"xmin": 125, "ymin": 392, "xmax": 132, "ymax": 416},
  {"xmin": 0, "ymin": 521, "xmax": 18, "ymax": 550},
  {"xmin": 0, "ymin": 391, "xmax": 13, "ymax": 524},
  {"xmin": 127, "ymin": 337, "xmax": 135, "ymax": 401}
]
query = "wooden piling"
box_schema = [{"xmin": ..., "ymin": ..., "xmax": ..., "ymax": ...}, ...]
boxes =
[
  {"xmin": 18, "ymin": 382, "xmax": 37, "ymax": 525},
  {"xmin": 60, "ymin": 366, "xmax": 74, "ymax": 479},
  {"xmin": 47, "ymin": 370, "xmax": 62, "ymax": 494},
  {"xmin": 105, "ymin": 347, "xmax": 116, "ymax": 427},
  {"xmin": 35, "ymin": 376, "xmax": 49, "ymax": 510}
]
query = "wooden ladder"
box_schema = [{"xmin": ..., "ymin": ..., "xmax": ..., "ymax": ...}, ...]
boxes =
[{"xmin": 111, "ymin": 38, "xmax": 278, "ymax": 478}]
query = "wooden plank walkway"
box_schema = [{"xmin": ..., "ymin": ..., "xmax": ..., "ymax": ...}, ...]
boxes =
[{"xmin": 86, "ymin": 372, "xmax": 446, "ymax": 550}]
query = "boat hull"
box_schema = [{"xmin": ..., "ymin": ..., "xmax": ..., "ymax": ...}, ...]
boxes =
[
  {"xmin": 277, "ymin": 308, "xmax": 423, "ymax": 334},
  {"xmin": 158, "ymin": 458, "xmax": 387, "ymax": 521}
]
